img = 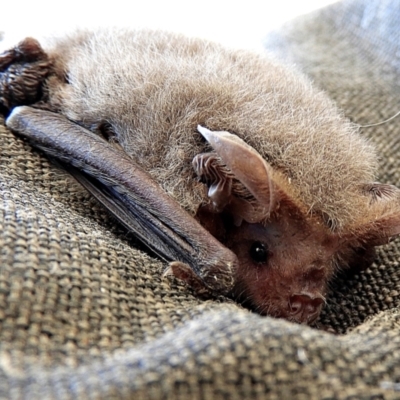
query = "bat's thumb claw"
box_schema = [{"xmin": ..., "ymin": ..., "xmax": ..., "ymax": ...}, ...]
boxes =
[
  {"xmin": 165, "ymin": 261, "xmax": 211, "ymax": 296},
  {"xmin": 162, "ymin": 265, "xmax": 174, "ymax": 278}
]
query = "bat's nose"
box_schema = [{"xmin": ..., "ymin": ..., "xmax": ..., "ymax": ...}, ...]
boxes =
[{"xmin": 289, "ymin": 293, "xmax": 324, "ymax": 323}]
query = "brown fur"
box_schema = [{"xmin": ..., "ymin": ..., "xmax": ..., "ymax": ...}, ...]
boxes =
[{"xmin": 43, "ymin": 28, "xmax": 377, "ymax": 230}]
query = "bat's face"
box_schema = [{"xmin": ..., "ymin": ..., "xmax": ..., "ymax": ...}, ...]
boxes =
[
  {"xmin": 225, "ymin": 214, "xmax": 337, "ymax": 324},
  {"xmin": 195, "ymin": 127, "xmax": 400, "ymax": 324}
]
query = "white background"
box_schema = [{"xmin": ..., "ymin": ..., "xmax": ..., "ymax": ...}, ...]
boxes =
[{"xmin": 2, "ymin": 0, "xmax": 337, "ymax": 50}]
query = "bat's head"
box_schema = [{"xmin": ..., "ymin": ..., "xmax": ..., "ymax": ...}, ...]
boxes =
[{"xmin": 195, "ymin": 126, "xmax": 400, "ymax": 324}]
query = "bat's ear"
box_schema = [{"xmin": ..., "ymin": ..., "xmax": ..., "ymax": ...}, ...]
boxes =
[
  {"xmin": 346, "ymin": 183, "xmax": 400, "ymax": 246},
  {"xmin": 195, "ymin": 126, "xmax": 303, "ymax": 224}
]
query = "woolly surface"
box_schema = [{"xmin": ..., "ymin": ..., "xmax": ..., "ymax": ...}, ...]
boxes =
[{"xmin": 1, "ymin": 0, "xmax": 400, "ymax": 398}]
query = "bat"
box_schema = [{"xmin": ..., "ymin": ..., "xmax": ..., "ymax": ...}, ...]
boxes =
[{"xmin": 1, "ymin": 29, "xmax": 400, "ymax": 325}]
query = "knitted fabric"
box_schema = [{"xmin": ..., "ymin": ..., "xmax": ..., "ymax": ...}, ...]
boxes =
[{"xmin": 1, "ymin": 0, "xmax": 400, "ymax": 397}]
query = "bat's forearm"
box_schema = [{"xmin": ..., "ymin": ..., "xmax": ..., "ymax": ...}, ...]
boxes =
[{"xmin": 6, "ymin": 106, "xmax": 238, "ymax": 293}]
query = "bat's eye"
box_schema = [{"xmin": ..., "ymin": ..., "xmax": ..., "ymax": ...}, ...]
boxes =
[{"xmin": 249, "ymin": 241, "xmax": 268, "ymax": 263}]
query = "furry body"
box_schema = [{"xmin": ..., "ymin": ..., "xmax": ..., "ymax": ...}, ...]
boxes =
[{"xmin": 44, "ymin": 29, "xmax": 376, "ymax": 230}]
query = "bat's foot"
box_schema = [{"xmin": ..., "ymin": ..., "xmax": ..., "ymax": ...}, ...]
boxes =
[
  {"xmin": 0, "ymin": 37, "xmax": 52, "ymax": 112},
  {"xmin": 192, "ymin": 152, "xmax": 233, "ymax": 212}
]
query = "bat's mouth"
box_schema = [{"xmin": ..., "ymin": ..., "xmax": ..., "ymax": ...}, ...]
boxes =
[
  {"xmin": 292, "ymin": 308, "xmax": 322, "ymax": 325},
  {"xmin": 272, "ymin": 306, "xmax": 323, "ymax": 325}
]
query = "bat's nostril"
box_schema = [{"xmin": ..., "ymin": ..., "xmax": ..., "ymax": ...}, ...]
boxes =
[{"xmin": 289, "ymin": 293, "xmax": 324, "ymax": 319}]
